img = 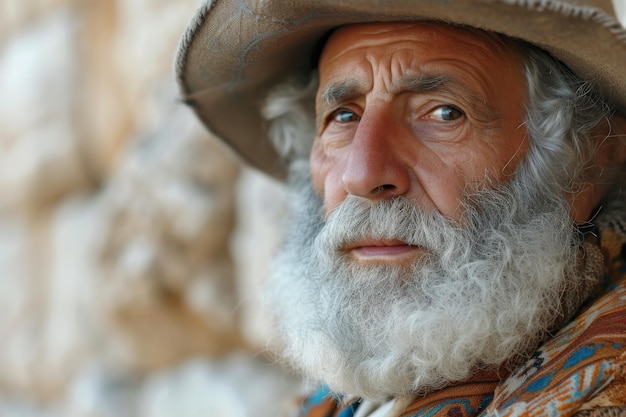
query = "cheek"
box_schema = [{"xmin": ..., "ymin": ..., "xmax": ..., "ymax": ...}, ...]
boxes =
[
  {"xmin": 464, "ymin": 127, "xmax": 529, "ymax": 183},
  {"xmin": 309, "ymin": 144, "xmax": 347, "ymax": 213},
  {"xmin": 493, "ymin": 130, "xmax": 530, "ymax": 179},
  {"xmin": 309, "ymin": 144, "xmax": 326, "ymax": 197}
]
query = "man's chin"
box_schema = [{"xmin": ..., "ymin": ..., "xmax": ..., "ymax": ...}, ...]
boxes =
[{"xmin": 282, "ymin": 304, "xmax": 550, "ymax": 401}]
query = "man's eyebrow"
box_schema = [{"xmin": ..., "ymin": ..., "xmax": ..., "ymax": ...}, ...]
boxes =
[
  {"xmin": 318, "ymin": 75, "xmax": 478, "ymax": 108},
  {"xmin": 317, "ymin": 77, "xmax": 447, "ymax": 108},
  {"xmin": 318, "ymin": 81, "xmax": 364, "ymax": 108}
]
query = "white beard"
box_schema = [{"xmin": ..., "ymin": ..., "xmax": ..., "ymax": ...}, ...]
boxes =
[{"xmin": 267, "ymin": 160, "xmax": 595, "ymax": 401}]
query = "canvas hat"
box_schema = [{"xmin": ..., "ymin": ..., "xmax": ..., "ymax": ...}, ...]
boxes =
[{"xmin": 176, "ymin": 0, "xmax": 626, "ymax": 180}]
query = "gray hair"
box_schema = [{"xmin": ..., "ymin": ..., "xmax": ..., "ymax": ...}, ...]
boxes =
[
  {"xmin": 262, "ymin": 73, "xmax": 318, "ymax": 162},
  {"xmin": 520, "ymin": 45, "xmax": 611, "ymax": 194},
  {"xmin": 262, "ymin": 43, "xmax": 614, "ymax": 191}
]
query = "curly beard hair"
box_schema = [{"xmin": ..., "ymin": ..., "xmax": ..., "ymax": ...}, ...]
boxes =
[{"xmin": 266, "ymin": 158, "xmax": 597, "ymax": 401}]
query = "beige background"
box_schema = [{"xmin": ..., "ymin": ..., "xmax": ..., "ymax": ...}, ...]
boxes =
[
  {"xmin": 0, "ymin": 1, "xmax": 301, "ymax": 416},
  {"xmin": 2, "ymin": 1, "xmax": 624, "ymax": 416}
]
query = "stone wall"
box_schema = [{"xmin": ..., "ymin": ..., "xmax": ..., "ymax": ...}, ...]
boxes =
[
  {"xmin": 0, "ymin": 1, "xmax": 299, "ymax": 416},
  {"xmin": 5, "ymin": 1, "xmax": 624, "ymax": 416}
]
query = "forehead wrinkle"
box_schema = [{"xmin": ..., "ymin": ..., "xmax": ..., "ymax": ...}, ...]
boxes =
[{"xmin": 393, "ymin": 74, "xmax": 447, "ymax": 94}]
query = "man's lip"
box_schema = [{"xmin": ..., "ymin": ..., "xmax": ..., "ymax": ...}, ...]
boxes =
[{"xmin": 344, "ymin": 239, "xmax": 424, "ymax": 262}]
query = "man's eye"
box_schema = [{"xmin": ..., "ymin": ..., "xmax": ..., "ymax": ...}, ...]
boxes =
[
  {"xmin": 332, "ymin": 109, "xmax": 361, "ymax": 123},
  {"xmin": 429, "ymin": 105, "xmax": 464, "ymax": 121}
]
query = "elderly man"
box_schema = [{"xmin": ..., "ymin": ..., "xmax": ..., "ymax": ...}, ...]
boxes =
[{"xmin": 176, "ymin": 1, "xmax": 626, "ymax": 416}]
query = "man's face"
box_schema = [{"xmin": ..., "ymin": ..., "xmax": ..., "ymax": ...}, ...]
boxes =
[
  {"xmin": 311, "ymin": 22, "xmax": 529, "ymax": 263},
  {"xmin": 268, "ymin": 22, "xmax": 597, "ymax": 401}
]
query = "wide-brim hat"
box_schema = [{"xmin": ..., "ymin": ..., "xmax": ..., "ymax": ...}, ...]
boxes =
[{"xmin": 175, "ymin": 0, "xmax": 626, "ymax": 180}]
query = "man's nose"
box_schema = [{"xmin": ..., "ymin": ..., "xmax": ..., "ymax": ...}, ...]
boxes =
[{"xmin": 341, "ymin": 110, "xmax": 411, "ymax": 200}]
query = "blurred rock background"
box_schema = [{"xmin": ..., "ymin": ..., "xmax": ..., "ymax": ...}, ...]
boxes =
[
  {"xmin": 4, "ymin": 1, "xmax": 625, "ymax": 416},
  {"xmin": 0, "ymin": 0, "xmax": 301, "ymax": 416}
]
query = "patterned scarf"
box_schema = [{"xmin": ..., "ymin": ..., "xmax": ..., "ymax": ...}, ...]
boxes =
[{"xmin": 297, "ymin": 196, "xmax": 626, "ymax": 417}]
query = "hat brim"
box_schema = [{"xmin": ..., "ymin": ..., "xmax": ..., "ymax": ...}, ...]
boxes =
[{"xmin": 176, "ymin": 0, "xmax": 626, "ymax": 180}]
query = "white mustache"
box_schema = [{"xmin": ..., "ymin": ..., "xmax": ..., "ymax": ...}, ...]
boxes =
[{"xmin": 316, "ymin": 196, "xmax": 463, "ymax": 260}]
